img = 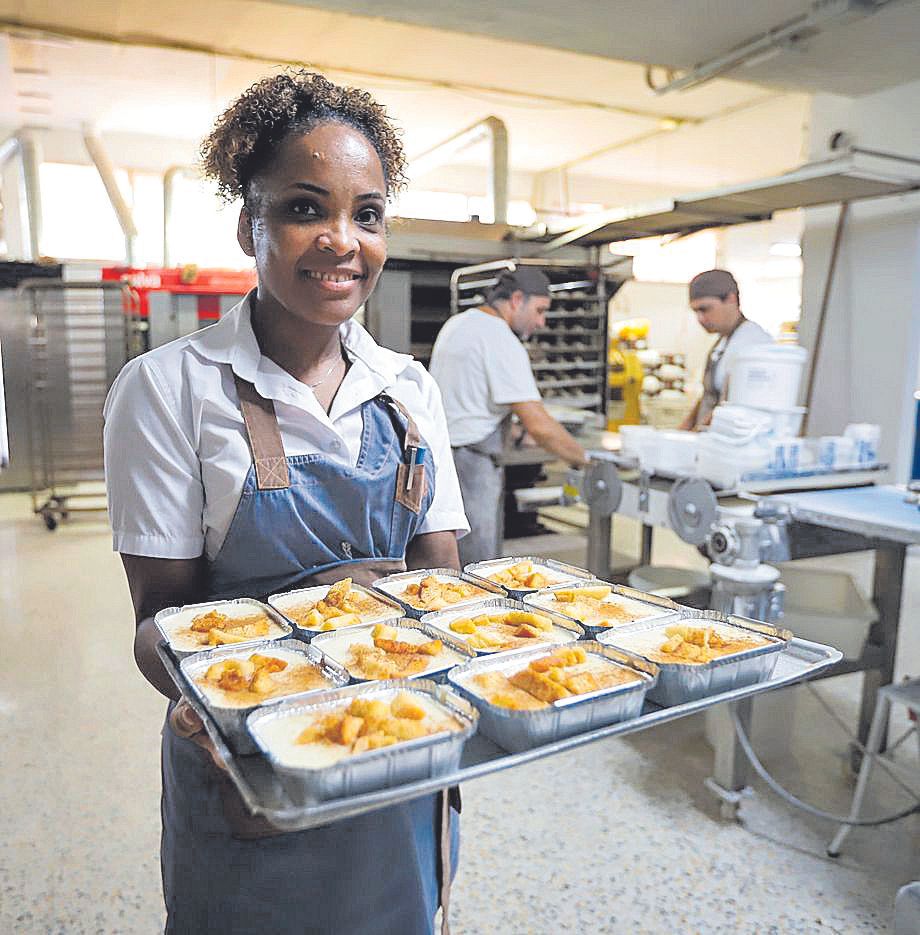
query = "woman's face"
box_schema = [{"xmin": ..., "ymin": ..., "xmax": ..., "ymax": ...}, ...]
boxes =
[{"xmin": 239, "ymin": 121, "xmax": 388, "ymax": 327}]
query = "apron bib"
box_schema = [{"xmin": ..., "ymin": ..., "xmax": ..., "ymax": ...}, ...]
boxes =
[
  {"xmin": 161, "ymin": 374, "xmax": 458, "ymax": 935},
  {"xmin": 697, "ymin": 317, "xmax": 747, "ymax": 428}
]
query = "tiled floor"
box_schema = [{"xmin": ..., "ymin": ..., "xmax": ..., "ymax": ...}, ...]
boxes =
[{"xmin": 1, "ymin": 494, "xmax": 917, "ymax": 934}]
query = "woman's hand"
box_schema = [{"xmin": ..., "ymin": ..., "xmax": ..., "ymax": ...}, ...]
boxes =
[{"xmin": 169, "ymin": 699, "xmax": 229, "ymax": 773}]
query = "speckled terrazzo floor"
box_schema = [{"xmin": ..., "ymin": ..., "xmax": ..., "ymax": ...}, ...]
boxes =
[{"xmin": 1, "ymin": 493, "xmax": 917, "ymax": 934}]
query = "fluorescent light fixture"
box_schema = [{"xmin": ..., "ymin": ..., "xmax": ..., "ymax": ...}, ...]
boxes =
[{"xmin": 770, "ymin": 241, "xmax": 802, "ymax": 257}]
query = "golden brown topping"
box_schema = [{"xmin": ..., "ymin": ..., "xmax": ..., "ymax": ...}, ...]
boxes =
[
  {"xmin": 487, "ymin": 561, "xmax": 555, "ymax": 590},
  {"xmin": 286, "ymin": 580, "xmax": 392, "ymax": 631},
  {"xmin": 295, "ymin": 692, "xmax": 451, "ymax": 752},
  {"xmin": 400, "ymin": 575, "xmax": 485, "ymax": 610}
]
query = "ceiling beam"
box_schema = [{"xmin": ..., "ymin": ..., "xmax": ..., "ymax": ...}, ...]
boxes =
[{"xmin": 0, "ymin": 16, "xmax": 701, "ymax": 125}]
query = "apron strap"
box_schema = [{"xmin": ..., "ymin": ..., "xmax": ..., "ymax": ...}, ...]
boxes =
[
  {"xmin": 379, "ymin": 392, "xmax": 423, "ymax": 451},
  {"xmin": 233, "ymin": 374, "xmax": 291, "ymax": 490}
]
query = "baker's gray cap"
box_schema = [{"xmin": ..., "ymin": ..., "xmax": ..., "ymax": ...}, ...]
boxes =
[
  {"xmin": 689, "ymin": 269, "xmax": 739, "ymax": 301},
  {"xmin": 491, "ymin": 266, "xmax": 552, "ymax": 298}
]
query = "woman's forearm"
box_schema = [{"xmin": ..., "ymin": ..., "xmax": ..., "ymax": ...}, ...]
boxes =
[
  {"xmin": 135, "ymin": 617, "xmax": 181, "ymax": 700},
  {"xmin": 406, "ymin": 530, "xmax": 461, "ymax": 571}
]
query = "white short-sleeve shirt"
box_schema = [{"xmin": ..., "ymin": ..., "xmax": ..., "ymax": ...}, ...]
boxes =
[
  {"xmin": 103, "ymin": 294, "xmax": 469, "ymax": 561},
  {"xmin": 428, "ymin": 308, "xmax": 541, "ymax": 447}
]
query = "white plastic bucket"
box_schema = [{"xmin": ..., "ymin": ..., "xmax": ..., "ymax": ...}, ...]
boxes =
[{"xmin": 727, "ymin": 344, "xmax": 807, "ymax": 410}]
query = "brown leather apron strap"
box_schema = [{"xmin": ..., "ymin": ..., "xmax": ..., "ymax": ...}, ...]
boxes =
[
  {"xmin": 439, "ymin": 789, "xmax": 452, "ymax": 935},
  {"xmin": 381, "ymin": 393, "xmax": 423, "ymax": 451},
  {"xmin": 233, "ymin": 374, "xmax": 291, "ymax": 490}
]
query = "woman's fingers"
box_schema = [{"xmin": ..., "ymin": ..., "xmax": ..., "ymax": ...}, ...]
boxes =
[
  {"xmin": 169, "ymin": 699, "xmax": 205, "ymax": 738},
  {"xmin": 170, "ymin": 700, "xmax": 230, "ymax": 773}
]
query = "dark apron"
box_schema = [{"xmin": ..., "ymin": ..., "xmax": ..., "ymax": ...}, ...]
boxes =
[
  {"xmin": 161, "ymin": 374, "xmax": 458, "ymax": 935},
  {"xmin": 452, "ymin": 422, "xmax": 507, "ymax": 565}
]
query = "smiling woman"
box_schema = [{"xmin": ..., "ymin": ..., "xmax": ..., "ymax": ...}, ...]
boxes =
[{"xmin": 102, "ymin": 70, "xmax": 468, "ymax": 935}]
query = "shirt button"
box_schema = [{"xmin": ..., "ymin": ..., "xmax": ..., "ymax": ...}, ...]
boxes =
[{"xmin": 330, "ymin": 440, "xmax": 342, "ymax": 451}]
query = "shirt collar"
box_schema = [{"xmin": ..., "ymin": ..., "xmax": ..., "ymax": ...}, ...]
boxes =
[{"xmin": 188, "ymin": 290, "xmax": 415, "ymax": 403}]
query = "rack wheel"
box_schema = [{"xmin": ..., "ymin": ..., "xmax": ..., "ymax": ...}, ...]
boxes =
[{"xmin": 43, "ymin": 512, "xmax": 58, "ymax": 531}]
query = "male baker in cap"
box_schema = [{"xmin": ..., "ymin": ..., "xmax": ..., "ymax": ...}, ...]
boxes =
[
  {"xmin": 680, "ymin": 268, "xmax": 772, "ymax": 431},
  {"xmin": 430, "ymin": 267, "xmax": 588, "ymax": 564}
]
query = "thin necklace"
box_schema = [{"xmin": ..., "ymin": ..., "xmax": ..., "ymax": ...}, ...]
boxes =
[{"xmin": 305, "ymin": 344, "xmax": 346, "ymax": 389}]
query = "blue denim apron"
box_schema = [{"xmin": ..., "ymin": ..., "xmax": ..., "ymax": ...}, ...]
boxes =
[{"xmin": 160, "ymin": 374, "xmax": 458, "ymax": 935}]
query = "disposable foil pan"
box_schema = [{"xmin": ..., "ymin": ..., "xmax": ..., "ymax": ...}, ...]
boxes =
[
  {"xmin": 267, "ymin": 582, "xmax": 404, "ymax": 640},
  {"xmin": 179, "ymin": 639, "xmax": 350, "ymax": 754},
  {"xmin": 310, "ymin": 619, "xmax": 475, "ymax": 684},
  {"xmin": 155, "ymin": 598, "xmax": 292, "ymax": 660},
  {"xmin": 597, "ymin": 611, "xmax": 792, "ymax": 707},
  {"xmin": 448, "ymin": 642, "xmax": 658, "ymax": 753},
  {"xmin": 371, "ymin": 567, "xmax": 503, "ymax": 619},
  {"xmin": 420, "ymin": 597, "xmax": 584, "ymax": 656},
  {"xmin": 524, "ymin": 579, "xmax": 681, "ymax": 639},
  {"xmin": 247, "ymin": 680, "xmax": 478, "ymax": 805},
  {"xmin": 463, "ymin": 556, "xmax": 592, "ymax": 600}
]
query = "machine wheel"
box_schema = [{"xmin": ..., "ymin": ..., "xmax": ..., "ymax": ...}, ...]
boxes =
[{"xmin": 42, "ymin": 512, "xmax": 58, "ymax": 531}]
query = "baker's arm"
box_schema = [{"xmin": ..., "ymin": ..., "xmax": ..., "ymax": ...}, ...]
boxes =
[
  {"xmin": 406, "ymin": 530, "xmax": 461, "ymax": 572},
  {"xmin": 678, "ymin": 398, "xmax": 700, "ymax": 432},
  {"xmin": 120, "ymin": 553, "xmax": 208, "ymax": 700},
  {"xmin": 510, "ymin": 400, "xmax": 589, "ymax": 468}
]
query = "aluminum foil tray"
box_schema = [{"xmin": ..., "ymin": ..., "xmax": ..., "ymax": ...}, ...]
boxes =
[
  {"xmin": 371, "ymin": 567, "xmax": 503, "ymax": 619},
  {"xmin": 310, "ymin": 619, "xmax": 475, "ymax": 684},
  {"xmin": 421, "ymin": 597, "xmax": 584, "ymax": 656},
  {"xmin": 155, "ymin": 598, "xmax": 292, "ymax": 660},
  {"xmin": 179, "ymin": 639, "xmax": 350, "ymax": 754},
  {"xmin": 246, "ymin": 680, "xmax": 478, "ymax": 805},
  {"xmin": 524, "ymin": 579, "xmax": 680, "ymax": 639},
  {"xmin": 597, "ymin": 611, "xmax": 792, "ymax": 706},
  {"xmin": 267, "ymin": 582, "xmax": 404, "ymax": 640},
  {"xmin": 463, "ymin": 556, "xmax": 592, "ymax": 600},
  {"xmin": 448, "ymin": 642, "xmax": 658, "ymax": 753}
]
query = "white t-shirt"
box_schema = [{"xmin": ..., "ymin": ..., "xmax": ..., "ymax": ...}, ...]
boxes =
[
  {"xmin": 103, "ymin": 294, "xmax": 469, "ymax": 561},
  {"xmin": 429, "ymin": 308, "xmax": 540, "ymax": 447},
  {"xmin": 710, "ymin": 319, "xmax": 773, "ymax": 394}
]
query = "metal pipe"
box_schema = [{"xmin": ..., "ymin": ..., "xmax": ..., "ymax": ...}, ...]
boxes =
[
  {"xmin": 0, "ymin": 135, "xmax": 20, "ymax": 167},
  {"xmin": 82, "ymin": 125, "xmax": 138, "ymax": 265},
  {"xmin": 163, "ymin": 164, "xmax": 197, "ymax": 267},
  {"xmin": 408, "ymin": 116, "xmax": 509, "ymax": 224},
  {"xmin": 18, "ymin": 129, "xmax": 43, "ymax": 260},
  {"xmin": 646, "ymin": 0, "xmax": 893, "ymax": 95}
]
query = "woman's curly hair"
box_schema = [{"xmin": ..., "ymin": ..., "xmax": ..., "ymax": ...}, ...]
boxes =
[{"xmin": 200, "ymin": 70, "xmax": 407, "ymax": 207}]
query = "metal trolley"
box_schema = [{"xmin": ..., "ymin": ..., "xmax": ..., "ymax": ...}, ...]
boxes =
[{"xmin": 23, "ymin": 279, "xmax": 139, "ymax": 529}]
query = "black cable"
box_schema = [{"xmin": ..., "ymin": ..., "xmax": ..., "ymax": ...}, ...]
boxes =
[{"xmin": 730, "ymin": 707, "xmax": 920, "ymax": 827}]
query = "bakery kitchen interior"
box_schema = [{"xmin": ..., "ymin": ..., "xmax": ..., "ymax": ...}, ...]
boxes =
[{"xmin": 1, "ymin": 1, "xmax": 919, "ymax": 933}]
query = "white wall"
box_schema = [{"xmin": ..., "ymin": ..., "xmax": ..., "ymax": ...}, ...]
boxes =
[{"xmin": 800, "ymin": 82, "xmax": 920, "ymax": 480}]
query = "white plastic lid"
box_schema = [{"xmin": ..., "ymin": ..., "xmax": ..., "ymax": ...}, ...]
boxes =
[{"xmin": 733, "ymin": 343, "xmax": 808, "ymax": 363}]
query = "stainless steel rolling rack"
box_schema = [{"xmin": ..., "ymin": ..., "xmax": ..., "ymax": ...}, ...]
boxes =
[{"xmin": 23, "ymin": 279, "xmax": 140, "ymax": 529}]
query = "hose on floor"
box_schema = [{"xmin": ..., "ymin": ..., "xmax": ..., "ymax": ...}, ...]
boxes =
[{"xmin": 730, "ymin": 706, "xmax": 920, "ymax": 827}]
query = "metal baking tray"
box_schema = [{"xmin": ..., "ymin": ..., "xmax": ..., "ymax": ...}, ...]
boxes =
[
  {"xmin": 524, "ymin": 579, "xmax": 681, "ymax": 639},
  {"xmin": 371, "ymin": 567, "xmax": 503, "ymax": 619},
  {"xmin": 421, "ymin": 597, "xmax": 584, "ymax": 655},
  {"xmin": 178, "ymin": 639, "xmax": 350, "ymax": 754},
  {"xmin": 463, "ymin": 556, "xmax": 592, "ymax": 600},
  {"xmin": 310, "ymin": 619, "xmax": 475, "ymax": 683},
  {"xmin": 597, "ymin": 611, "xmax": 792, "ymax": 706},
  {"xmin": 266, "ymin": 582, "xmax": 404, "ymax": 640},
  {"xmin": 156, "ymin": 635, "xmax": 841, "ymax": 831},
  {"xmin": 155, "ymin": 598, "xmax": 292, "ymax": 660},
  {"xmin": 448, "ymin": 642, "xmax": 658, "ymax": 753},
  {"xmin": 246, "ymin": 680, "xmax": 478, "ymax": 805}
]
